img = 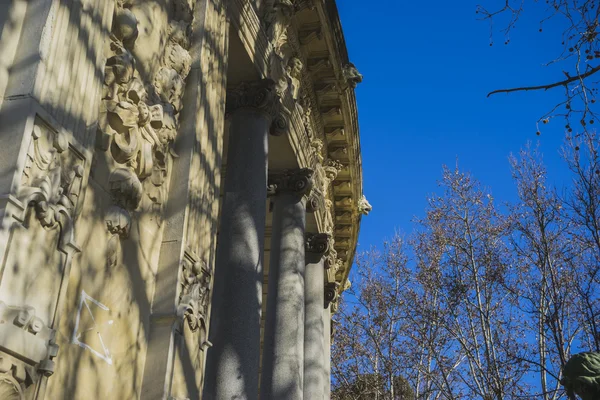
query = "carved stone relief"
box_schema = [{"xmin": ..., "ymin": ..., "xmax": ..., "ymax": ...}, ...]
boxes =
[
  {"xmin": 177, "ymin": 249, "xmax": 212, "ymax": 351},
  {"xmin": 342, "ymin": 63, "xmax": 363, "ymax": 89},
  {"xmin": 98, "ymin": 0, "xmax": 195, "ymax": 234},
  {"xmin": 267, "ymin": 168, "xmax": 315, "ymax": 199},
  {"xmin": 358, "ymin": 195, "xmax": 372, "ymax": 215},
  {"xmin": 0, "ymin": 302, "xmax": 58, "ymax": 399},
  {"xmin": 19, "ymin": 121, "xmax": 85, "ymax": 235}
]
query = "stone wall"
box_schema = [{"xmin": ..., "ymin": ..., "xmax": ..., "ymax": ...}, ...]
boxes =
[{"xmin": 0, "ymin": 0, "xmax": 228, "ymax": 398}]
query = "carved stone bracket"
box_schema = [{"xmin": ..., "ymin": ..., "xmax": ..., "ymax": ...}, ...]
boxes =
[
  {"xmin": 176, "ymin": 249, "xmax": 212, "ymax": 351},
  {"xmin": 267, "ymin": 168, "xmax": 314, "ymax": 199},
  {"xmin": 0, "ymin": 302, "xmax": 59, "ymax": 399}
]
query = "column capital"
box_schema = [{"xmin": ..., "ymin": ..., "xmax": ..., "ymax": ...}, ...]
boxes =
[
  {"xmin": 324, "ymin": 282, "xmax": 340, "ymax": 309},
  {"xmin": 226, "ymin": 79, "xmax": 288, "ymax": 135},
  {"xmin": 268, "ymin": 168, "xmax": 314, "ymax": 198},
  {"xmin": 305, "ymin": 232, "xmax": 331, "ymax": 262}
]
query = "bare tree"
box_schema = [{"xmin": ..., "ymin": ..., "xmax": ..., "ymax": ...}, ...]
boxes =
[
  {"xmin": 479, "ymin": 1, "xmax": 600, "ymax": 132},
  {"xmin": 562, "ymin": 133, "xmax": 600, "ymax": 351},
  {"xmin": 331, "ymin": 236, "xmax": 419, "ymax": 400},
  {"xmin": 509, "ymin": 145, "xmax": 579, "ymax": 400},
  {"xmin": 414, "ymin": 166, "xmax": 527, "ymax": 399}
]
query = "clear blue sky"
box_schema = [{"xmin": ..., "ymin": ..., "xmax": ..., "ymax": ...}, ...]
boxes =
[{"xmin": 337, "ymin": 1, "xmax": 574, "ymax": 250}]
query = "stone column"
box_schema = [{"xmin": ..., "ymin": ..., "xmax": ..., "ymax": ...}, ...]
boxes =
[
  {"xmin": 324, "ymin": 304, "xmax": 332, "ymax": 399},
  {"xmin": 260, "ymin": 168, "xmax": 314, "ymax": 400},
  {"xmin": 303, "ymin": 233, "xmax": 330, "ymax": 400},
  {"xmin": 203, "ymin": 79, "xmax": 282, "ymax": 400}
]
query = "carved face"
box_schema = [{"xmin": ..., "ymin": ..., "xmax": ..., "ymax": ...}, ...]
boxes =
[{"xmin": 137, "ymin": 102, "xmax": 150, "ymax": 125}]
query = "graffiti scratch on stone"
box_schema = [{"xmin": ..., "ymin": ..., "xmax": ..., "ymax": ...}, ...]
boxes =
[{"xmin": 72, "ymin": 290, "xmax": 113, "ymax": 365}]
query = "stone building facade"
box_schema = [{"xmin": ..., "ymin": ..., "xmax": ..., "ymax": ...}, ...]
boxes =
[{"xmin": 0, "ymin": 0, "xmax": 367, "ymax": 398}]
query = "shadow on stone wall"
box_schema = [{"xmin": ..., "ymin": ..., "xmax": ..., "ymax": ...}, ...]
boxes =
[{"xmin": 0, "ymin": 0, "xmax": 228, "ymax": 398}]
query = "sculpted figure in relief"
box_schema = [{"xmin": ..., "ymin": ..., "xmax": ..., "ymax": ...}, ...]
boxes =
[
  {"xmin": 358, "ymin": 195, "xmax": 373, "ymax": 215},
  {"xmin": 177, "ymin": 254, "xmax": 212, "ymax": 349},
  {"xmin": 98, "ymin": 1, "xmax": 194, "ymax": 215},
  {"xmin": 342, "ymin": 62, "xmax": 363, "ymax": 89}
]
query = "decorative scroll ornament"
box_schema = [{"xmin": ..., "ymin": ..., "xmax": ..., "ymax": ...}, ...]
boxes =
[
  {"xmin": 358, "ymin": 195, "xmax": 373, "ymax": 215},
  {"xmin": 306, "ymin": 232, "xmax": 331, "ymax": 255},
  {"xmin": 324, "ymin": 282, "xmax": 341, "ymax": 309},
  {"xmin": 342, "ymin": 63, "xmax": 363, "ymax": 88},
  {"xmin": 177, "ymin": 250, "xmax": 212, "ymax": 350},
  {"xmin": 267, "ymin": 168, "xmax": 314, "ymax": 199},
  {"xmin": 0, "ymin": 302, "xmax": 59, "ymax": 399},
  {"xmin": 306, "ymin": 186, "xmax": 324, "ymax": 213}
]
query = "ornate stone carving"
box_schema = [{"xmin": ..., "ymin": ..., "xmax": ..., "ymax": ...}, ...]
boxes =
[
  {"xmin": 226, "ymin": 79, "xmax": 288, "ymax": 135},
  {"xmin": 264, "ymin": 0, "xmax": 294, "ymax": 58},
  {"xmin": 343, "ymin": 63, "xmax": 363, "ymax": 88},
  {"xmin": 324, "ymin": 159, "xmax": 343, "ymax": 182},
  {"xmin": 19, "ymin": 122, "xmax": 84, "ymax": 239},
  {"xmin": 305, "ymin": 233, "xmax": 330, "ymax": 256},
  {"xmin": 0, "ymin": 302, "xmax": 59, "ymax": 398},
  {"xmin": 310, "ymin": 139, "xmax": 324, "ymax": 164},
  {"xmin": 98, "ymin": 0, "xmax": 195, "ymax": 232},
  {"xmin": 358, "ymin": 195, "xmax": 372, "ymax": 215},
  {"xmin": 324, "ymin": 282, "xmax": 340, "ymax": 308},
  {"xmin": 177, "ymin": 250, "xmax": 212, "ymax": 350},
  {"xmin": 305, "ymin": 186, "xmax": 324, "ymax": 212},
  {"xmin": 267, "ymin": 168, "xmax": 314, "ymax": 198}
]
